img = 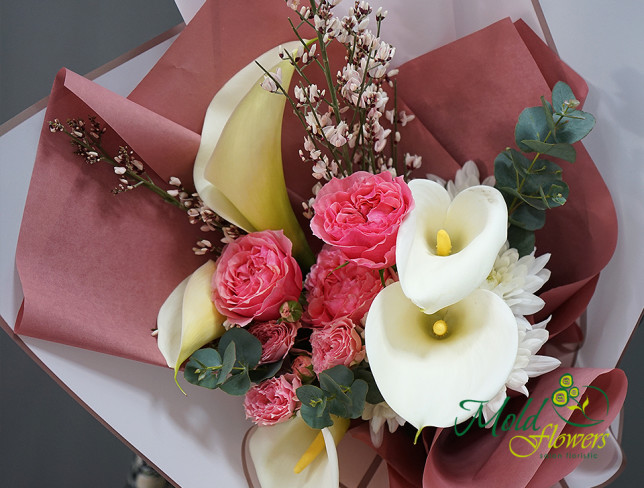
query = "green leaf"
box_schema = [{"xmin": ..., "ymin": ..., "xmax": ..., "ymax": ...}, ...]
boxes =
[
  {"xmin": 249, "ymin": 359, "xmax": 284, "ymax": 383},
  {"xmin": 183, "ymin": 348, "xmax": 222, "ymax": 389},
  {"xmin": 346, "ymin": 379, "xmax": 368, "ymax": 418},
  {"xmin": 320, "ymin": 373, "xmax": 351, "ymax": 418},
  {"xmin": 300, "ymin": 402, "xmax": 333, "ymax": 429},
  {"xmin": 515, "ymin": 107, "xmax": 549, "ymax": 151},
  {"xmin": 497, "ymin": 153, "xmax": 568, "ymax": 211},
  {"xmin": 520, "ymin": 140, "xmax": 576, "ymax": 163},
  {"xmin": 297, "ymin": 385, "xmax": 333, "ymax": 429},
  {"xmin": 297, "ymin": 385, "xmax": 326, "ymax": 406},
  {"xmin": 521, "ymin": 159, "xmax": 568, "ymax": 209},
  {"xmin": 353, "ymin": 366, "xmax": 385, "ymax": 405},
  {"xmin": 552, "ymin": 82, "xmax": 576, "ymax": 112},
  {"xmin": 220, "ymin": 370, "xmax": 251, "ymax": 395},
  {"xmin": 553, "ymin": 109, "xmax": 595, "ymax": 144},
  {"xmin": 217, "ymin": 341, "xmax": 237, "ymax": 385},
  {"xmin": 509, "ymin": 205, "xmax": 546, "ymax": 231},
  {"xmin": 321, "ymin": 365, "xmax": 354, "ymax": 387},
  {"xmin": 218, "ymin": 327, "xmax": 262, "ymax": 369},
  {"xmin": 507, "ymin": 225, "xmax": 535, "ymax": 257},
  {"xmin": 541, "ymin": 96, "xmax": 555, "ymax": 131}
]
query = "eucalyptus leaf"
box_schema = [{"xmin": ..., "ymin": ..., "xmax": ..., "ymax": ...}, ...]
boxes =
[
  {"xmin": 297, "ymin": 385, "xmax": 326, "ymax": 407},
  {"xmin": 520, "ymin": 140, "xmax": 576, "ymax": 163},
  {"xmin": 249, "ymin": 359, "xmax": 284, "ymax": 383},
  {"xmin": 190, "ymin": 347, "xmax": 223, "ymax": 367},
  {"xmin": 320, "ymin": 365, "xmax": 354, "ymax": 387},
  {"xmin": 184, "ymin": 348, "xmax": 222, "ymax": 389},
  {"xmin": 320, "ymin": 373, "xmax": 351, "ymax": 418},
  {"xmin": 354, "ymin": 367, "xmax": 385, "ymax": 404},
  {"xmin": 217, "ymin": 341, "xmax": 237, "ymax": 385},
  {"xmin": 346, "ymin": 379, "xmax": 368, "ymax": 418},
  {"xmin": 553, "ymin": 109, "xmax": 595, "ymax": 144},
  {"xmin": 515, "ymin": 107, "xmax": 549, "ymax": 151},
  {"xmin": 552, "ymin": 81, "xmax": 576, "ymax": 112},
  {"xmin": 218, "ymin": 327, "xmax": 262, "ymax": 369},
  {"xmin": 220, "ymin": 370, "xmax": 251, "ymax": 395},
  {"xmin": 300, "ymin": 402, "xmax": 333, "ymax": 429},
  {"xmin": 541, "ymin": 96, "xmax": 555, "ymax": 131},
  {"xmin": 507, "ymin": 225, "xmax": 535, "ymax": 258},
  {"xmin": 509, "ymin": 205, "xmax": 546, "ymax": 231},
  {"xmin": 494, "ymin": 150, "xmax": 521, "ymax": 190}
]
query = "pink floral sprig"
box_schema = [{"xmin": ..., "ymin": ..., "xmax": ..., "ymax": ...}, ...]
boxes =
[{"xmin": 49, "ymin": 117, "xmax": 243, "ymax": 255}]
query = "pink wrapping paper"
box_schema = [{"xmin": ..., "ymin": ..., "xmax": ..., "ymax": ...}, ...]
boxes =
[{"xmin": 14, "ymin": 0, "xmax": 625, "ymax": 485}]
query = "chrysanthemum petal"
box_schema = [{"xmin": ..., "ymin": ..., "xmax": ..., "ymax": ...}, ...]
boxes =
[{"xmin": 524, "ymin": 355, "xmax": 561, "ymax": 377}]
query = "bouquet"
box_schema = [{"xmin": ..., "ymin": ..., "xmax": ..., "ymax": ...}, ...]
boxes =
[{"xmin": 12, "ymin": 1, "xmax": 630, "ymax": 487}]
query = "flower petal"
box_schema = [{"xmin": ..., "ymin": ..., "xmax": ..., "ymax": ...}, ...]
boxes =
[
  {"xmin": 157, "ymin": 260, "xmax": 226, "ymax": 377},
  {"xmin": 397, "ymin": 180, "xmax": 507, "ymax": 313},
  {"xmin": 365, "ymin": 283, "xmax": 518, "ymax": 429},
  {"xmin": 194, "ymin": 41, "xmax": 313, "ymax": 265},
  {"xmin": 247, "ymin": 414, "xmax": 348, "ymax": 488}
]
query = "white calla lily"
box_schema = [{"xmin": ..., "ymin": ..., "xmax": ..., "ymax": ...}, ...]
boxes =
[
  {"xmin": 194, "ymin": 41, "xmax": 313, "ymax": 266},
  {"xmin": 396, "ymin": 179, "xmax": 507, "ymax": 314},
  {"xmin": 365, "ymin": 283, "xmax": 518, "ymax": 429},
  {"xmin": 247, "ymin": 414, "xmax": 348, "ymax": 488},
  {"xmin": 157, "ymin": 260, "xmax": 225, "ymax": 384}
]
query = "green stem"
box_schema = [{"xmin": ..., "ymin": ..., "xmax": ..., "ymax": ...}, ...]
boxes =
[
  {"xmin": 66, "ymin": 129, "xmax": 186, "ymax": 210},
  {"xmin": 507, "ymin": 106, "xmax": 572, "ymax": 215}
]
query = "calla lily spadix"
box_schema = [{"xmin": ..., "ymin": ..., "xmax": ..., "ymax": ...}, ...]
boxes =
[
  {"xmin": 365, "ymin": 283, "xmax": 518, "ymax": 429},
  {"xmin": 157, "ymin": 260, "xmax": 226, "ymax": 387},
  {"xmin": 396, "ymin": 179, "xmax": 508, "ymax": 314},
  {"xmin": 193, "ymin": 41, "xmax": 314, "ymax": 267},
  {"xmin": 247, "ymin": 414, "xmax": 349, "ymax": 488}
]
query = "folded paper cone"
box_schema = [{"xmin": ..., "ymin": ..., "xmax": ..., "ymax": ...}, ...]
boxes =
[{"xmin": 13, "ymin": 1, "xmax": 624, "ymax": 487}]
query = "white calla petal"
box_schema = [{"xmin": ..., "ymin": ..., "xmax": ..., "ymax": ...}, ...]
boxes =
[
  {"xmin": 194, "ymin": 41, "xmax": 313, "ymax": 266},
  {"xmin": 248, "ymin": 415, "xmax": 346, "ymax": 488},
  {"xmin": 397, "ymin": 180, "xmax": 507, "ymax": 314},
  {"xmin": 193, "ymin": 42, "xmax": 300, "ymax": 232},
  {"xmin": 157, "ymin": 260, "xmax": 225, "ymax": 376},
  {"xmin": 365, "ymin": 283, "xmax": 518, "ymax": 429}
]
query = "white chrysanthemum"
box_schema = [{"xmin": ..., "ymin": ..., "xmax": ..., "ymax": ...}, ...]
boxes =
[
  {"xmin": 483, "ymin": 316, "xmax": 561, "ymax": 422},
  {"xmin": 479, "ymin": 243, "xmax": 551, "ymax": 316},
  {"xmin": 426, "ymin": 160, "xmax": 495, "ymax": 199},
  {"xmin": 361, "ymin": 401, "xmax": 406, "ymax": 448}
]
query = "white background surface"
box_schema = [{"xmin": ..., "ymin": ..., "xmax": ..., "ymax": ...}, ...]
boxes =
[{"xmin": 1, "ymin": 1, "xmax": 641, "ymax": 487}]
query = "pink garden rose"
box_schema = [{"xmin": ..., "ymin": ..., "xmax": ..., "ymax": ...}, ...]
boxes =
[
  {"xmin": 211, "ymin": 230, "xmax": 302, "ymax": 326},
  {"xmin": 311, "ymin": 317, "xmax": 366, "ymax": 374},
  {"xmin": 305, "ymin": 246, "xmax": 385, "ymax": 327},
  {"xmin": 248, "ymin": 320, "xmax": 300, "ymax": 364},
  {"xmin": 310, "ymin": 171, "xmax": 413, "ymax": 268},
  {"xmin": 244, "ymin": 374, "xmax": 302, "ymax": 426}
]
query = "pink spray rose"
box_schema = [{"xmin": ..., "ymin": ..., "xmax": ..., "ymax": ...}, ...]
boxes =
[
  {"xmin": 211, "ymin": 230, "xmax": 303, "ymax": 326},
  {"xmin": 311, "ymin": 317, "xmax": 366, "ymax": 374},
  {"xmin": 248, "ymin": 320, "xmax": 300, "ymax": 364},
  {"xmin": 291, "ymin": 355, "xmax": 315, "ymax": 382},
  {"xmin": 305, "ymin": 246, "xmax": 385, "ymax": 327},
  {"xmin": 244, "ymin": 374, "xmax": 302, "ymax": 426},
  {"xmin": 310, "ymin": 171, "xmax": 413, "ymax": 268}
]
